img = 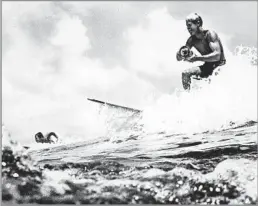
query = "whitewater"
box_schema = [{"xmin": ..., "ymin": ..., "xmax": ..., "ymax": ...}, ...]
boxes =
[{"xmin": 2, "ymin": 5, "xmax": 257, "ymax": 204}]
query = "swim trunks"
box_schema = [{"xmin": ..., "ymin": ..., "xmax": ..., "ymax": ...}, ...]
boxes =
[{"xmin": 199, "ymin": 60, "xmax": 226, "ymax": 78}]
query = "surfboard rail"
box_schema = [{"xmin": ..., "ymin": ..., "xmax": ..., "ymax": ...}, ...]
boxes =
[{"xmin": 87, "ymin": 98, "xmax": 142, "ymax": 113}]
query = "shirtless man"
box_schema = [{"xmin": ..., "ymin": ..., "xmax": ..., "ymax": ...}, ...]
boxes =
[{"xmin": 176, "ymin": 13, "xmax": 226, "ymax": 90}]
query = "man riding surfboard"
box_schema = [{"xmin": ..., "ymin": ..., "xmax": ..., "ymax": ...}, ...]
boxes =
[{"xmin": 176, "ymin": 13, "xmax": 226, "ymax": 90}]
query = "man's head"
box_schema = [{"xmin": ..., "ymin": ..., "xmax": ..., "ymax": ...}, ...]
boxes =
[{"xmin": 186, "ymin": 13, "xmax": 203, "ymax": 36}]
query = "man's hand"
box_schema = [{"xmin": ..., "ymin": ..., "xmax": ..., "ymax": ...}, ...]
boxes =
[
  {"xmin": 176, "ymin": 51, "xmax": 184, "ymax": 61},
  {"xmin": 185, "ymin": 54, "xmax": 202, "ymax": 63}
]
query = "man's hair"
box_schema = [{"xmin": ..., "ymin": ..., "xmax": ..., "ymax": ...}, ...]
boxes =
[{"xmin": 186, "ymin": 13, "xmax": 203, "ymax": 27}]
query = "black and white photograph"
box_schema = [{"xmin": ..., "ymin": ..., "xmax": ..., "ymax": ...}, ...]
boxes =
[{"xmin": 2, "ymin": 1, "xmax": 257, "ymax": 204}]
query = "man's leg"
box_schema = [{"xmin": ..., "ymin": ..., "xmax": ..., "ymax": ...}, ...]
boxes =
[{"xmin": 182, "ymin": 66, "xmax": 202, "ymax": 90}]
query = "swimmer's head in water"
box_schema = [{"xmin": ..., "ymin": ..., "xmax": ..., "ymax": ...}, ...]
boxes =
[{"xmin": 186, "ymin": 13, "xmax": 203, "ymax": 35}]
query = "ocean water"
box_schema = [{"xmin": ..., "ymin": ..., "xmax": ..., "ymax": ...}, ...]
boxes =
[{"xmin": 2, "ymin": 120, "xmax": 257, "ymax": 204}]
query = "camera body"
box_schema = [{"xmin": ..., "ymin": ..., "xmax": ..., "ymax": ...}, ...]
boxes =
[{"xmin": 179, "ymin": 46, "xmax": 193, "ymax": 59}]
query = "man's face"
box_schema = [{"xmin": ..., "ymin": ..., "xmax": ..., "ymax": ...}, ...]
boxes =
[{"xmin": 186, "ymin": 21, "xmax": 198, "ymax": 36}]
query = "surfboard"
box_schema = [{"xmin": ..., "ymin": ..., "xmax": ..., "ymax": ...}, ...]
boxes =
[
  {"xmin": 87, "ymin": 98, "xmax": 142, "ymax": 113},
  {"xmin": 23, "ymin": 146, "xmax": 30, "ymax": 150}
]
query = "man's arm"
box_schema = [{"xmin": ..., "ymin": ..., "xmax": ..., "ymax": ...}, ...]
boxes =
[
  {"xmin": 176, "ymin": 37, "xmax": 193, "ymax": 61},
  {"xmin": 197, "ymin": 31, "xmax": 221, "ymax": 62}
]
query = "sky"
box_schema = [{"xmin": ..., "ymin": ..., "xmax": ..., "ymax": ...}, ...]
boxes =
[{"xmin": 2, "ymin": 1, "xmax": 257, "ymax": 143}]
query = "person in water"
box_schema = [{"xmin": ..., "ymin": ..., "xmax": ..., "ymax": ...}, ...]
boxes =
[{"xmin": 176, "ymin": 13, "xmax": 226, "ymax": 90}]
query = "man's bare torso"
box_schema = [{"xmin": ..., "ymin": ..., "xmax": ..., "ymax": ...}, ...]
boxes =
[{"xmin": 186, "ymin": 30, "xmax": 226, "ymax": 62}]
